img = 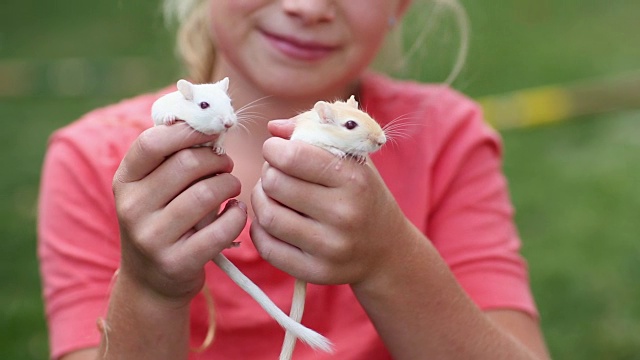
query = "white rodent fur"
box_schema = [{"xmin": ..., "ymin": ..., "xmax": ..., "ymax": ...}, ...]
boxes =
[
  {"xmin": 151, "ymin": 77, "xmax": 237, "ymax": 154},
  {"xmin": 150, "ymin": 78, "xmax": 333, "ymax": 355},
  {"xmin": 280, "ymin": 96, "xmax": 387, "ymax": 360}
]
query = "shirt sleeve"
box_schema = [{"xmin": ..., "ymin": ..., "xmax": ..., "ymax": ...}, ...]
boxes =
[
  {"xmin": 427, "ymin": 101, "xmax": 539, "ymax": 319},
  {"xmin": 38, "ymin": 125, "xmax": 123, "ymax": 359}
]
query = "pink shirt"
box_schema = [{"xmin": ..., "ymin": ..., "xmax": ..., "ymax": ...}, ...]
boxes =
[{"xmin": 38, "ymin": 72, "xmax": 537, "ymax": 359}]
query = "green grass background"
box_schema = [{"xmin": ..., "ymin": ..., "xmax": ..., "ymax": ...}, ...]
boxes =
[{"xmin": 1, "ymin": 0, "xmax": 639, "ymax": 359}]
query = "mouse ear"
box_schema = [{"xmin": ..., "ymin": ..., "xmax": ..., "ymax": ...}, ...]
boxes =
[
  {"xmin": 217, "ymin": 77, "xmax": 230, "ymax": 92},
  {"xmin": 314, "ymin": 101, "xmax": 335, "ymax": 124},
  {"xmin": 346, "ymin": 95, "xmax": 359, "ymax": 109},
  {"xmin": 177, "ymin": 79, "xmax": 194, "ymax": 101}
]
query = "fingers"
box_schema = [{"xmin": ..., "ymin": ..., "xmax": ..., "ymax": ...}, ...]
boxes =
[
  {"xmin": 262, "ymin": 137, "xmax": 352, "ymax": 187},
  {"xmin": 251, "ymin": 176, "xmax": 359, "ymax": 278},
  {"xmin": 172, "ymin": 200, "xmax": 248, "ymax": 270},
  {"xmin": 249, "ymin": 221, "xmax": 309, "ymax": 278},
  {"xmin": 114, "ymin": 123, "xmax": 221, "ymax": 184},
  {"xmin": 267, "ymin": 119, "xmax": 296, "ymax": 139},
  {"xmin": 259, "ymin": 164, "xmax": 337, "ymax": 221},
  {"xmin": 112, "ymin": 123, "xmax": 249, "ymax": 303},
  {"xmin": 158, "ymin": 173, "xmax": 242, "ymax": 242},
  {"xmin": 143, "ymin": 148, "xmax": 234, "ymax": 210},
  {"xmin": 250, "ymin": 219, "xmax": 346, "ymax": 285},
  {"xmin": 251, "ymin": 179, "xmax": 323, "ymax": 251}
]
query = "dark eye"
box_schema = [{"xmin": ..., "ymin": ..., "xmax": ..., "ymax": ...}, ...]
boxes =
[
  {"xmin": 344, "ymin": 120, "xmax": 358, "ymax": 130},
  {"xmin": 199, "ymin": 102, "xmax": 210, "ymax": 109}
]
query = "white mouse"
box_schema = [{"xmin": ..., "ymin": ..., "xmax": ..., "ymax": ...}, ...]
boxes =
[
  {"xmin": 280, "ymin": 95, "xmax": 387, "ymax": 360},
  {"xmin": 149, "ymin": 79, "xmax": 333, "ymax": 355},
  {"xmin": 151, "ymin": 77, "xmax": 237, "ymax": 154}
]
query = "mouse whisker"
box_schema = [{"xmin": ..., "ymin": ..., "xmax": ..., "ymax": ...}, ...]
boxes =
[
  {"xmin": 237, "ymin": 112, "xmax": 268, "ymax": 123},
  {"xmin": 233, "ymin": 122, "xmax": 251, "ymax": 135},
  {"xmin": 235, "ymin": 95, "xmax": 274, "ymax": 115},
  {"xmin": 384, "ymin": 127, "xmax": 414, "ymax": 141},
  {"xmin": 382, "ymin": 114, "xmax": 423, "ymax": 140},
  {"xmin": 383, "ymin": 113, "xmax": 423, "ymax": 130}
]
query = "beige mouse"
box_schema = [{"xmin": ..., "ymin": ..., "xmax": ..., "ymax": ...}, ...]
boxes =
[
  {"xmin": 290, "ymin": 95, "xmax": 387, "ymax": 164},
  {"xmin": 280, "ymin": 95, "xmax": 387, "ymax": 360}
]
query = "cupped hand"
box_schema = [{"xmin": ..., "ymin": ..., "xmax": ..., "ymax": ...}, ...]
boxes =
[
  {"xmin": 112, "ymin": 123, "xmax": 248, "ymax": 305},
  {"xmin": 250, "ymin": 132, "xmax": 412, "ymax": 286}
]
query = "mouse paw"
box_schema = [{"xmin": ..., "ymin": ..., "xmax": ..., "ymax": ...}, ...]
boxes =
[
  {"xmin": 162, "ymin": 115, "xmax": 177, "ymax": 126},
  {"xmin": 212, "ymin": 146, "xmax": 226, "ymax": 155},
  {"xmin": 328, "ymin": 148, "xmax": 347, "ymax": 159},
  {"xmin": 353, "ymin": 155, "xmax": 367, "ymax": 165}
]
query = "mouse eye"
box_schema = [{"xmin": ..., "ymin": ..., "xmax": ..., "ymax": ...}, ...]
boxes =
[
  {"xmin": 344, "ymin": 120, "xmax": 358, "ymax": 130},
  {"xmin": 199, "ymin": 102, "xmax": 210, "ymax": 109}
]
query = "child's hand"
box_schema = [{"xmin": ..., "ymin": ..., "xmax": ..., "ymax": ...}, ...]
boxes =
[
  {"xmin": 251, "ymin": 136, "xmax": 412, "ymax": 286},
  {"xmin": 266, "ymin": 119, "xmax": 296, "ymax": 139},
  {"xmin": 112, "ymin": 123, "xmax": 247, "ymax": 305}
]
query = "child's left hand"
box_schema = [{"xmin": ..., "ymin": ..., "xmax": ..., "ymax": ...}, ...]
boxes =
[{"xmin": 250, "ymin": 121, "xmax": 414, "ymax": 286}]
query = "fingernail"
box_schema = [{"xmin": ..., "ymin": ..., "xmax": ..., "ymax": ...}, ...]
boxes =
[
  {"xmin": 228, "ymin": 199, "xmax": 247, "ymax": 215},
  {"xmin": 269, "ymin": 119, "xmax": 293, "ymax": 125}
]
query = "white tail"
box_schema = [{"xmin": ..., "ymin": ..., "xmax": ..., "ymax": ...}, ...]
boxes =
[
  {"xmin": 279, "ymin": 278, "xmax": 308, "ymax": 360},
  {"xmin": 212, "ymin": 254, "xmax": 333, "ymax": 353}
]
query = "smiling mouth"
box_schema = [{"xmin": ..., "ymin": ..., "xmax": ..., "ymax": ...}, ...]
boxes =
[{"xmin": 261, "ymin": 30, "xmax": 339, "ymax": 61}]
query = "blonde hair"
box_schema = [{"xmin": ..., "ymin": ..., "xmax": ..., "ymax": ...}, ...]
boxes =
[
  {"xmin": 163, "ymin": 0, "xmax": 215, "ymax": 83},
  {"xmin": 162, "ymin": 0, "xmax": 469, "ymax": 85}
]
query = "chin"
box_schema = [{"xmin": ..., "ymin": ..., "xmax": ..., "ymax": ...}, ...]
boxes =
[{"xmin": 259, "ymin": 71, "xmax": 358, "ymax": 102}]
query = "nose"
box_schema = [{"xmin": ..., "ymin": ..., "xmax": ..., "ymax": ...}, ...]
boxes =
[
  {"xmin": 221, "ymin": 117, "xmax": 235, "ymax": 129},
  {"xmin": 281, "ymin": 0, "xmax": 336, "ymax": 24}
]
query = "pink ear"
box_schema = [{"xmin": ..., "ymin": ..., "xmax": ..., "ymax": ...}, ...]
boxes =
[
  {"xmin": 313, "ymin": 101, "xmax": 335, "ymax": 124},
  {"xmin": 346, "ymin": 95, "xmax": 359, "ymax": 109},
  {"xmin": 177, "ymin": 79, "xmax": 194, "ymax": 101},
  {"xmin": 217, "ymin": 77, "xmax": 230, "ymax": 92}
]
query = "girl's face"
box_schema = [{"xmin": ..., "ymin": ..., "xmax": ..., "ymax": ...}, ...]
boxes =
[{"xmin": 209, "ymin": 0, "xmax": 409, "ymax": 101}]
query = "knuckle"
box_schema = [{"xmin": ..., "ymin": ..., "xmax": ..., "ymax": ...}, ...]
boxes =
[
  {"xmin": 190, "ymin": 180, "xmax": 219, "ymax": 208},
  {"xmin": 136, "ymin": 128, "xmax": 159, "ymax": 157},
  {"xmin": 116, "ymin": 194, "xmax": 141, "ymax": 221},
  {"xmin": 260, "ymin": 168, "xmax": 279, "ymax": 194},
  {"xmin": 208, "ymin": 212, "xmax": 245, "ymax": 247},
  {"xmin": 193, "ymin": 173, "xmax": 242, "ymax": 207},
  {"xmin": 157, "ymin": 251, "xmax": 184, "ymax": 279},
  {"xmin": 306, "ymin": 262, "xmax": 339, "ymax": 285},
  {"xmin": 349, "ymin": 171, "xmax": 370, "ymax": 194},
  {"xmin": 112, "ymin": 169, "xmax": 125, "ymax": 194},
  {"xmin": 133, "ymin": 224, "xmax": 163, "ymax": 252},
  {"xmin": 174, "ymin": 149, "xmax": 201, "ymax": 172},
  {"xmin": 273, "ymin": 139, "xmax": 304, "ymax": 169},
  {"xmin": 325, "ymin": 238, "xmax": 355, "ymax": 263},
  {"xmin": 283, "ymin": 143, "xmax": 301, "ymax": 165},
  {"xmin": 330, "ymin": 203, "xmax": 361, "ymax": 229},
  {"xmin": 254, "ymin": 239, "xmax": 273, "ymax": 263},
  {"xmin": 256, "ymin": 211, "xmax": 277, "ymax": 232},
  {"xmin": 221, "ymin": 173, "xmax": 242, "ymax": 196}
]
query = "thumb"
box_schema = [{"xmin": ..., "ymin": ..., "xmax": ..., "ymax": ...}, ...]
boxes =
[{"xmin": 267, "ymin": 119, "xmax": 296, "ymax": 139}]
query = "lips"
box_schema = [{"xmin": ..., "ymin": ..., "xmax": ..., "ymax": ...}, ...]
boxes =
[{"xmin": 261, "ymin": 30, "xmax": 339, "ymax": 62}]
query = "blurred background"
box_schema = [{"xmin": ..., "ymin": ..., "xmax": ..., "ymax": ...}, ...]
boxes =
[{"xmin": 1, "ymin": 0, "xmax": 639, "ymax": 358}]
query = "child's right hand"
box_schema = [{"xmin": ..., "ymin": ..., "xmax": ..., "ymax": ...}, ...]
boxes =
[{"xmin": 112, "ymin": 123, "xmax": 248, "ymax": 306}]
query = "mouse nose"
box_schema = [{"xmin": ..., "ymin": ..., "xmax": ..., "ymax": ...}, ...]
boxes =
[{"xmin": 222, "ymin": 118, "xmax": 235, "ymax": 129}]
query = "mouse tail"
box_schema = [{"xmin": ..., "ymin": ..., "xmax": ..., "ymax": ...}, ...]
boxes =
[
  {"xmin": 212, "ymin": 254, "xmax": 333, "ymax": 353},
  {"xmin": 279, "ymin": 278, "xmax": 307, "ymax": 360}
]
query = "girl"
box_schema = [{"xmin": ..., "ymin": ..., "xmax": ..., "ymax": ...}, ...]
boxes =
[{"xmin": 38, "ymin": 0, "xmax": 550, "ymax": 358}]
